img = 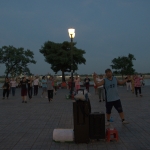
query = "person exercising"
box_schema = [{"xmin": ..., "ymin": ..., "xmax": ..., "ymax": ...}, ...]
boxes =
[{"xmin": 93, "ymin": 69, "xmax": 129, "ymax": 125}]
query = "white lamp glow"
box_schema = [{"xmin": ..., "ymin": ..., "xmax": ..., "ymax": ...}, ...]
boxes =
[{"xmin": 68, "ymin": 28, "xmax": 75, "ymax": 38}]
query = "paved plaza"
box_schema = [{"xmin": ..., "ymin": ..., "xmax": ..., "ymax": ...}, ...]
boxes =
[{"xmin": 0, "ymin": 86, "xmax": 150, "ymax": 150}]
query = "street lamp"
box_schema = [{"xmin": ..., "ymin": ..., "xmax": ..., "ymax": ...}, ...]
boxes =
[{"xmin": 68, "ymin": 28, "xmax": 75, "ymax": 98}]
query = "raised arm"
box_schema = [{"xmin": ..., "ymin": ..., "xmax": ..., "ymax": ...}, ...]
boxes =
[{"xmin": 117, "ymin": 78, "xmax": 128, "ymax": 85}]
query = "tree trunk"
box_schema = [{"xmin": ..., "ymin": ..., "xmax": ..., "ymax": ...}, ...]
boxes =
[{"xmin": 61, "ymin": 70, "xmax": 65, "ymax": 82}]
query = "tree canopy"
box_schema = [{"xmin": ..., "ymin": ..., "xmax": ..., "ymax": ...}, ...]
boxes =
[
  {"xmin": 39, "ymin": 41, "xmax": 86, "ymax": 81},
  {"xmin": 0, "ymin": 46, "xmax": 36, "ymax": 77},
  {"xmin": 111, "ymin": 53, "xmax": 136, "ymax": 78}
]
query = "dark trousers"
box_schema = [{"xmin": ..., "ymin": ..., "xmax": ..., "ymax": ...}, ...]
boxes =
[
  {"xmin": 85, "ymin": 84, "xmax": 90, "ymax": 92},
  {"xmin": 11, "ymin": 87, "xmax": 16, "ymax": 96},
  {"xmin": 34, "ymin": 85, "xmax": 38, "ymax": 95},
  {"xmin": 3, "ymin": 89, "xmax": 9, "ymax": 98},
  {"xmin": 135, "ymin": 87, "xmax": 141, "ymax": 96},
  {"xmin": 47, "ymin": 90, "xmax": 53, "ymax": 100},
  {"xmin": 28, "ymin": 87, "xmax": 32, "ymax": 98}
]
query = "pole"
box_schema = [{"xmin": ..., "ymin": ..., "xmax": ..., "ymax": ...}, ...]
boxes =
[{"xmin": 70, "ymin": 34, "xmax": 73, "ymax": 98}]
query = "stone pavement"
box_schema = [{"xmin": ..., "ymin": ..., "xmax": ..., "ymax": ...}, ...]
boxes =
[{"xmin": 0, "ymin": 86, "xmax": 150, "ymax": 150}]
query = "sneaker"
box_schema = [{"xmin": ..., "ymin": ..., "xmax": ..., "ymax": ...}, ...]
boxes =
[
  {"xmin": 22, "ymin": 101, "xmax": 24, "ymax": 103},
  {"xmin": 25, "ymin": 101, "xmax": 27, "ymax": 103},
  {"xmin": 45, "ymin": 96, "xmax": 48, "ymax": 99},
  {"xmin": 99, "ymin": 100, "xmax": 101, "ymax": 102},
  {"xmin": 105, "ymin": 122, "xmax": 110, "ymax": 126},
  {"xmin": 122, "ymin": 120, "xmax": 129, "ymax": 124},
  {"xmin": 2, "ymin": 97, "xmax": 5, "ymax": 100},
  {"xmin": 140, "ymin": 95, "xmax": 143, "ymax": 97}
]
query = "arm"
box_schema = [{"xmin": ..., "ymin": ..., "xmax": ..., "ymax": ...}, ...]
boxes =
[{"xmin": 117, "ymin": 78, "xmax": 128, "ymax": 85}]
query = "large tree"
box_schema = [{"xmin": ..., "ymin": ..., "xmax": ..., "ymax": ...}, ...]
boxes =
[
  {"xmin": 0, "ymin": 46, "xmax": 36, "ymax": 77},
  {"xmin": 39, "ymin": 41, "xmax": 86, "ymax": 81},
  {"xmin": 111, "ymin": 53, "xmax": 136, "ymax": 79}
]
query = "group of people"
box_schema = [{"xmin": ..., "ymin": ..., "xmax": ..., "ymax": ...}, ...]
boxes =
[
  {"xmin": 2, "ymin": 76, "xmax": 58, "ymax": 103},
  {"xmin": 125, "ymin": 75, "xmax": 144, "ymax": 97},
  {"xmin": 67, "ymin": 75, "xmax": 91, "ymax": 92}
]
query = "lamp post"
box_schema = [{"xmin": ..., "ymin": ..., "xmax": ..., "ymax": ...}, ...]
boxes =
[{"xmin": 68, "ymin": 28, "xmax": 75, "ymax": 98}]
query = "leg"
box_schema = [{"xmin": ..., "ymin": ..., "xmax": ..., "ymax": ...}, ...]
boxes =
[
  {"xmin": 28, "ymin": 88, "xmax": 30, "ymax": 98},
  {"xmin": 3, "ymin": 89, "xmax": 6, "ymax": 99},
  {"xmin": 50, "ymin": 90, "xmax": 53, "ymax": 100},
  {"xmin": 106, "ymin": 101, "xmax": 113, "ymax": 125},
  {"xmin": 34, "ymin": 86, "xmax": 36, "ymax": 95},
  {"xmin": 135, "ymin": 87, "xmax": 138, "ymax": 96},
  {"xmin": 47, "ymin": 90, "xmax": 50, "ymax": 102},
  {"xmin": 139, "ymin": 87, "xmax": 142, "ymax": 96},
  {"xmin": 36, "ymin": 86, "xmax": 38, "ymax": 95},
  {"xmin": 97, "ymin": 88, "xmax": 101, "ymax": 101},
  {"xmin": 102, "ymin": 88, "xmax": 105, "ymax": 101},
  {"xmin": 6, "ymin": 89, "xmax": 9, "ymax": 98}
]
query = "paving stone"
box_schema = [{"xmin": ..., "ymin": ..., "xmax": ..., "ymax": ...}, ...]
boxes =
[{"xmin": 0, "ymin": 86, "xmax": 150, "ymax": 150}]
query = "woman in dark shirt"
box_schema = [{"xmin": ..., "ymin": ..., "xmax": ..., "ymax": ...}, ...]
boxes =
[
  {"xmin": 20, "ymin": 77, "xmax": 28, "ymax": 103},
  {"xmin": 2, "ymin": 78, "xmax": 10, "ymax": 99}
]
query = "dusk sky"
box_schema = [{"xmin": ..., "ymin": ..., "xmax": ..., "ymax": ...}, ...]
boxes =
[{"xmin": 0, "ymin": 0, "xmax": 150, "ymax": 76}]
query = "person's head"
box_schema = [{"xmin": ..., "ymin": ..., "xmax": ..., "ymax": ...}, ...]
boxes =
[
  {"xmin": 105, "ymin": 69, "xmax": 112, "ymax": 78},
  {"xmin": 75, "ymin": 75, "xmax": 78, "ymax": 79},
  {"xmin": 86, "ymin": 75, "xmax": 88, "ymax": 78},
  {"xmin": 42, "ymin": 76, "xmax": 45, "ymax": 79}
]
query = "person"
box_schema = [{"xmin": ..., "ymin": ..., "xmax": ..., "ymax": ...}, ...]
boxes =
[
  {"xmin": 131, "ymin": 75, "xmax": 135, "ymax": 94},
  {"xmin": 27, "ymin": 76, "xmax": 33, "ymax": 99},
  {"xmin": 74, "ymin": 75, "xmax": 80, "ymax": 92},
  {"xmin": 47, "ymin": 76, "xmax": 54, "ymax": 102},
  {"xmin": 2, "ymin": 78, "xmax": 10, "ymax": 99},
  {"xmin": 97, "ymin": 75, "xmax": 105, "ymax": 102},
  {"xmin": 53, "ymin": 77, "xmax": 58, "ymax": 95},
  {"xmin": 41, "ymin": 76, "xmax": 47, "ymax": 98},
  {"xmin": 140, "ymin": 75, "xmax": 145, "ymax": 86},
  {"xmin": 67, "ymin": 77, "xmax": 71, "ymax": 90},
  {"xmin": 84, "ymin": 75, "xmax": 90, "ymax": 92},
  {"xmin": 93, "ymin": 75, "xmax": 98, "ymax": 94},
  {"xmin": 10, "ymin": 78, "xmax": 17, "ymax": 96},
  {"xmin": 93, "ymin": 69, "xmax": 129, "ymax": 125},
  {"xmin": 33, "ymin": 76, "xmax": 39, "ymax": 96},
  {"xmin": 134, "ymin": 74, "xmax": 143, "ymax": 97},
  {"xmin": 20, "ymin": 77, "xmax": 28, "ymax": 103},
  {"xmin": 125, "ymin": 75, "xmax": 132, "ymax": 91}
]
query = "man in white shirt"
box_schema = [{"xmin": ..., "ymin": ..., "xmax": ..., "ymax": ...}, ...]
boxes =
[
  {"xmin": 10, "ymin": 78, "xmax": 17, "ymax": 96},
  {"xmin": 33, "ymin": 76, "xmax": 39, "ymax": 96},
  {"xmin": 97, "ymin": 75, "xmax": 105, "ymax": 102}
]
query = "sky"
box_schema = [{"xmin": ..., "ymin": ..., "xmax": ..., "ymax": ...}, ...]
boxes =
[{"xmin": 0, "ymin": 0, "xmax": 150, "ymax": 76}]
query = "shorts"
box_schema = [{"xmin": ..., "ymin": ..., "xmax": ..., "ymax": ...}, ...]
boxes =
[
  {"xmin": 106, "ymin": 100, "xmax": 123, "ymax": 114},
  {"xmin": 21, "ymin": 89, "xmax": 27, "ymax": 96},
  {"xmin": 42, "ymin": 87, "xmax": 47, "ymax": 92}
]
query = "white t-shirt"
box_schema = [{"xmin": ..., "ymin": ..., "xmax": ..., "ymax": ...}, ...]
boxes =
[
  {"xmin": 33, "ymin": 79, "xmax": 39, "ymax": 85},
  {"xmin": 10, "ymin": 81, "xmax": 16, "ymax": 87},
  {"xmin": 96, "ymin": 78, "xmax": 103, "ymax": 88}
]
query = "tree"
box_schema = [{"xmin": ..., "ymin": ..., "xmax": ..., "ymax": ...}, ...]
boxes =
[
  {"xmin": 39, "ymin": 41, "xmax": 86, "ymax": 81},
  {"xmin": 111, "ymin": 53, "xmax": 136, "ymax": 79},
  {"xmin": 0, "ymin": 46, "xmax": 36, "ymax": 77}
]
